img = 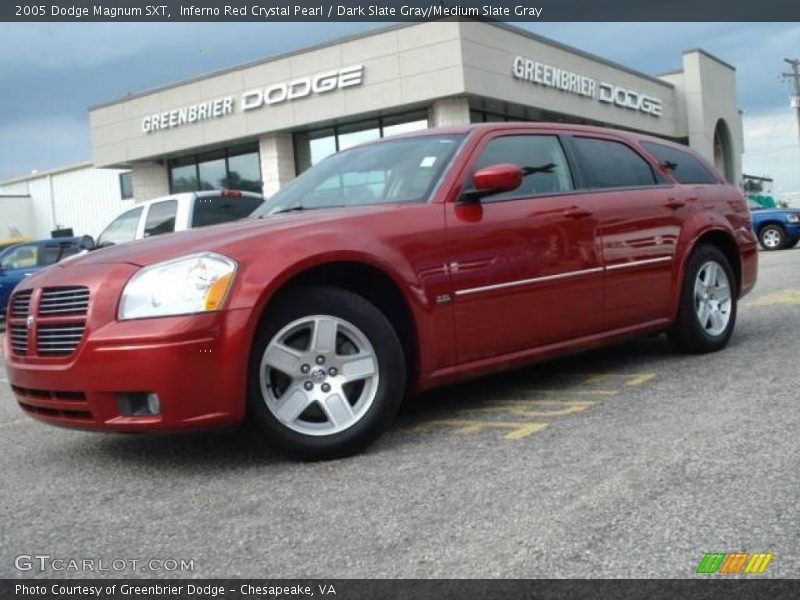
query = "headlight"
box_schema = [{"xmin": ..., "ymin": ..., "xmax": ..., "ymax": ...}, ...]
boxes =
[
  {"xmin": 786, "ymin": 213, "xmax": 800, "ymax": 224},
  {"xmin": 118, "ymin": 252, "xmax": 237, "ymax": 320}
]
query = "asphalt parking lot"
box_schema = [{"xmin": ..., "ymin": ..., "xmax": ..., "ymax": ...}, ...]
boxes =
[{"xmin": 1, "ymin": 248, "xmax": 798, "ymax": 579}]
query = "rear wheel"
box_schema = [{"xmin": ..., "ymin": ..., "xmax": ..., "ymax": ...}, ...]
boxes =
[
  {"xmin": 668, "ymin": 245, "xmax": 737, "ymax": 354},
  {"xmin": 759, "ymin": 225, "xmax": 786, "ymax": 250},
  {"xmin": 248, "ymin": 285, "xmax": 406, "ymax": 459}
]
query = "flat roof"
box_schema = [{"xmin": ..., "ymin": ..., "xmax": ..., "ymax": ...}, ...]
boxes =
[
  {"xmin": 89, "ymin": 18, "xmax": 674, "ymax": 111},
  {"xmin": 0, "ymin": 160, "xmax": 94, "ymax": 186}
]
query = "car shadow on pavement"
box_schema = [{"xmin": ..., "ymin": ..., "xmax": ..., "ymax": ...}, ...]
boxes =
[
  {"xmin": 37, "ymin": 333, "xmax": 676, "ymax": 468},
  {"xmin": 398, "ymin": 333, "xmax": 675, "ymax": 423},
  {"xmin": 84, "ymin": 426, "xmax": 288, "ymax": 470}
]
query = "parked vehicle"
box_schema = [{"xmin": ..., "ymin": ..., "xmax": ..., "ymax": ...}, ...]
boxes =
[
  {"xmin": 95, "ymin": 190, "xmax": 264, "ymax": 247},
  {"xmin": 748, "ymin": 199, "xmax": 800, "ymax": 250},
  {"xmin": 0, "ymin": 237, "xmax": 31, "ymax": 252},
  {"xmin": 0, "ymin": 237, "xmax": 86, "ymax": 319},
  {"xmin": 3, "ymin": 124, "xmax": 758, "ymax": 458}
]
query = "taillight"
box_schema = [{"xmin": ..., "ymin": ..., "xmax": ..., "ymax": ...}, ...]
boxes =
[{"xmin": 220, "ymin": 189, "xmax": 242, "ymax": 198}]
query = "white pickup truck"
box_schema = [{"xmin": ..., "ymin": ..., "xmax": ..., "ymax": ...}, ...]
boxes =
[{"xmin": 95, "ymin": 190, "xmax": 264, "ymax": 247}]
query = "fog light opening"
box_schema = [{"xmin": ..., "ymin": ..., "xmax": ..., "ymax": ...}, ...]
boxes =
[
  {"xmin": 116, "ymin": 392, "xmax": 161, "ymax": 417},
  {"xmin": 147, "ymin": 393, "xmax": 160, "ymax": 415}
]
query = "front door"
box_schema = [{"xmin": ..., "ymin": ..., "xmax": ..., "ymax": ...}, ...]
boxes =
[{"xmin": 445, "ymin": 132, "xmax": 603, "ymax": 364}]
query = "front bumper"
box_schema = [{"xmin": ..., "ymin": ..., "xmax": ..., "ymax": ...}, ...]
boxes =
[{"xmin": 2, "ymin": 263, "xmax": 253, "ymax": 432}]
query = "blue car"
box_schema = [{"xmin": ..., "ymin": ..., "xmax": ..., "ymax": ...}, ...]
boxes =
[
  {"xmin": 0, "ymin": 237, "xmax": 85, "ymax": 319},
  {"xmin": 749, "ymin": 200, "xmax": 800, "ymax": 251}
]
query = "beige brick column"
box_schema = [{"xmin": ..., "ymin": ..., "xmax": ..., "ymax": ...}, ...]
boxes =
[
  {"xmin": 259, "ymin": 133, "xmax": 296, "ymax": 198},
  {"xmin": 131, "ymin": 162, "xmax": 169, "ymax": 201},
  {"xmin": 429, "ymin": 97, "xmax": 471, "ymax": 127}
]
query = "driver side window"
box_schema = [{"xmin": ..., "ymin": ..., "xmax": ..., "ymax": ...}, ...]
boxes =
[{"xmin": 471, "ymin": 135, "xmax": 574, "ymax": 202}]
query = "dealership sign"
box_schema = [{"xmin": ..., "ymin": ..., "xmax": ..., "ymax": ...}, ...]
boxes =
[
  {"xmin": 141, "ymin": 65, "xmax": 364, "ymax": 133},
  {"xmin": 512, "ymin": 56, "xmax": 663, "ymax": 117}
]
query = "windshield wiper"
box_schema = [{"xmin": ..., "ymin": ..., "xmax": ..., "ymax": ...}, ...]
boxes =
[{"xmin": 258, "ymin": 206, "xmax": 305, "ymax": 218}]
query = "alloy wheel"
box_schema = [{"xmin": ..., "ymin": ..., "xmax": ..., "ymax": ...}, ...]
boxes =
[
  {"xmin": 260, "ymin": 315, "xmax": 379, "ymax": 436},
  {"xmin": 762, "ymin": 229, "xmax": 782, "ymax": 249},
  {"xmin": 693, "ymin": 261, "xmax": 732, "ymax": 336}
]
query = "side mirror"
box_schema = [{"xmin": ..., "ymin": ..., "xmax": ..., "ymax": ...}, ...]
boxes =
[
  {"xmin": 461, "ymin": 164, "xmax": 523, "ymax": 203},
  {"xmin": 79, "ymin": 235, "xmax": 95, "ymax": 251}
]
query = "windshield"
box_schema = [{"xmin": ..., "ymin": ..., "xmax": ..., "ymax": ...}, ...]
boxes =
[
  {"xmin": 251, "ymin": 134, "xmax": 464, "ymax": 217},
  {"xmin": 748, "ymin": 199, "xmax": 766, "ymax": 210}
]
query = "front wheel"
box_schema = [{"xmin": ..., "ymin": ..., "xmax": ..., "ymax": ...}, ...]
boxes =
[
  {"xmin": 668, "ymin": 245, "xmax": 737, "ymax": 354},
  {"xmin": 247, "ymin": 285, "xmax": 406, "ymax": 459},
  {"xmin": 759, "ymin": 225, "xmax": 786, "ymax": 250}
]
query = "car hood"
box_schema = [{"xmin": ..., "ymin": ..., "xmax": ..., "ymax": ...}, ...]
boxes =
[
  {"xmin": 752, "ymin": 208, "xmax": 800, "ymax": 217},
  {"xmin": 60, "ymin": 205, "xmax": 396, "ymax": 269}
]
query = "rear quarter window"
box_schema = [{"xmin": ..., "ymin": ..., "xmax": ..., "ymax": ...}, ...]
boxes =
[
  {"xmin": 571, "ymin": 137, "xmax": 657, "ymax": 189},
  {"xmin": 192, "ymin": 195, "xmax": 264, "ymax": 228},
  {"xmin": 641, "ymin": 142, "xmax": 718, "ymax": 184}
]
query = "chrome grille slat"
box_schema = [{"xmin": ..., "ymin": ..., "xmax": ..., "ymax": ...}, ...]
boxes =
[
  {"xmin": 9, "ymin": 324, "xmax": 28, "ymax": 354},
  {"xmin": 37, "ymin": 323, "xmax": 86, "ymax": 355},
  {"xmin": 9, "ymin": 290, "xmax": 32, "ymax": 317},
  {"xmin": 9, "ymin": 287, "xmax": 90, "ymax": 357},
  {"xmin": 38, "ymin": 287, "xmax": 89, "ymax": 316}
]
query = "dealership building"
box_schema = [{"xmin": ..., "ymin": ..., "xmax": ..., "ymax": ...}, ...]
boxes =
[{"xmin": 89, "ymin": 19, "xmax": 743, "ymax": 202}]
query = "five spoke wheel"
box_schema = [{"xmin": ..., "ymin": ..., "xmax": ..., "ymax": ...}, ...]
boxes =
[
  {"xmin": 693, "ymin": 261, "xmax": 732, "ymax": 336},
  {"xmin": 260, "ymin": 316, "xmax": 379, "ymax": 436}
]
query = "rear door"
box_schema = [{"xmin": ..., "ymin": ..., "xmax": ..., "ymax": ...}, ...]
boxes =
[
  {"xmin": 446, "ymin": 131, "xmax": 603, "ymax": 364},
  {"xmin": 566, "ymin": 135, "xmax": 682, "ymax": 329}
]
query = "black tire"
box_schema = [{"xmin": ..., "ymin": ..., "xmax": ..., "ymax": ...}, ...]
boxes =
[
  {"xmin": 668, "ymin": 244, "xmax": 737, "ymax": 354},
  {"xmin": 247, "ymin": 285, "xmax": 406, "ymax": 460},
  {"xmin": 759, "ymin": 224, "xmax": 786, "ymax": 251}
]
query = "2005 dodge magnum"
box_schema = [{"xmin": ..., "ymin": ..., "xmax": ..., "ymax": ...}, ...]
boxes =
[{"xmin": 3, "ymin": 124, "xmax": 758, "ymax": 458}]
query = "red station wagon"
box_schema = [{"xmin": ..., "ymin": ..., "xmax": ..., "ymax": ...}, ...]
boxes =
[{"xmin": 3, "ymin": 124, "xmax": 758, "ymax": 458}]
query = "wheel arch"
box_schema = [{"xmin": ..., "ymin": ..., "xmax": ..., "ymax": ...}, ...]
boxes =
[
  {"xmin": 755, "ymin": 219, "xmax": 787, "ymax": 233},
  {"xmin": 250, "ymin": 258, "xmax": 421, "ymax": 392},
  {"xmin": 681, "ymin": 228, "xmax": 742, "ymax": 299}
]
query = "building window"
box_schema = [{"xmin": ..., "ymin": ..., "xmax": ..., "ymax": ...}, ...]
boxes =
[
  {"xmin": 294, "ymin": 110, "xmax": 429, "ymax": 173},
  {"xmin": 119, "ymin": 171, "xmax": 133, "ymax": 199},
  {"xmin": 168, "ymin": 143, "xmax": 261, "ymax": 194}
]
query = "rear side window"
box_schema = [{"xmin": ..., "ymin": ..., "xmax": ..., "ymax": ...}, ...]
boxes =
[
  {"xmin": 144, "ymin": 200, "xmax": 178, "ymax": 237},
  {"xmin": 641, "ymin": 142, "xmax": 718, "ymax": 184},
  {"xmin": 192, "ymin": 195, "xmax": 263, "ymax": 228},
  {"xmin": 470, "ymin": 135, "xmax": 574, "ymax": 201},
  {"xmin": 572, "ymin": 137, "xmax": 656, "ymax": 189}
]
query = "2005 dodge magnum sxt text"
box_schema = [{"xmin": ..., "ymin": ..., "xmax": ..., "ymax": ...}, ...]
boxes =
[{"xmin": 3, "ymin": 124, "xmax": 757, "ymax": 458}]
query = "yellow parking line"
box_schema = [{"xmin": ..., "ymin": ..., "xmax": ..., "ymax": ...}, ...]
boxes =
[
  {"xmin": 583, "ymin": 373, "xmax": 656, "ymax": 386},
  {"xmin": 408, "ymin": 419, "xmax": 548, "ymax": 440},
  {"xmin": 524, "ymin": 388, "xmax": 619, "ymax": 396},
  {"xmin": 745, "ymin": 289, "xmax": 800, "ymax": 306},
  {"xmin": 475, "ymin": 400, "xmax": 597, "ymax": 418}
]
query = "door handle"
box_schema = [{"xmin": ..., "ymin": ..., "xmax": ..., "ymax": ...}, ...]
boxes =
[
  {"xmin": 664, "ymin": 199, "xmax": 686, "ymax": 210},
  {"xmin": 562, "ymin": 206, "xmax": 593, "ymax": 219}
]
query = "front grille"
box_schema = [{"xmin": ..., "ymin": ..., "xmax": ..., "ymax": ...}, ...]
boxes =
[
  {"xmin": 18, "ymin": 402, "xmax": 93, "ymax": 422},
  {"xmin": 9, "ymin": 324, "xmax": 28, "ymax": 355},
  {"xmin": 38, "ymin": 287, "xmax": 90, "ymax": 316},
  {"xmin": 9, "ymin": 290, "xmax": 32, "ymax": 317},
  {"xmin": 36, "ymin": 324, "xmax": 86, "ymax": 356},
  {"xmin": 11, "ymin": 385, "xmax": 86, "ymax": 402}
]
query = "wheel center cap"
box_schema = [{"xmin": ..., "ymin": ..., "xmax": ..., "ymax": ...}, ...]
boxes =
[{"xmin": 310, "ymin": 367, "xmax": 327, "ymax": 384}]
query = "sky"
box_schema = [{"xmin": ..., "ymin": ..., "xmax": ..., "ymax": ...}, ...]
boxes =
[{"xmin": 0, "ymin": 21, "xmax": 798, "ymax": 192}]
